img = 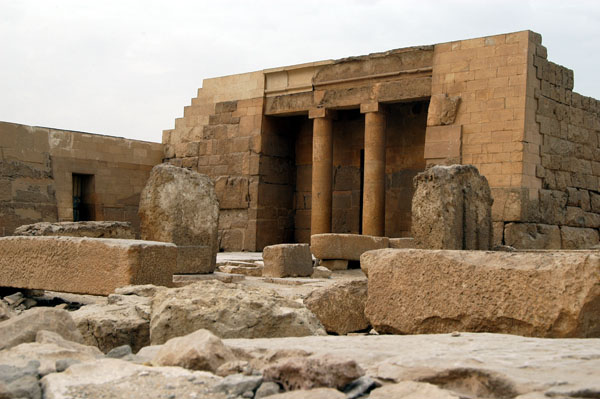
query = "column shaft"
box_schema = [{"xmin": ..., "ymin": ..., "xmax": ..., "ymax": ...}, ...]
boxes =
[
  {"xmin": 362, "ymin": 111, "xmax": 386, "ymax": 236},
  {"xmin": 311, "ymin": 117, "xmax": 333, "ymax": 235}
]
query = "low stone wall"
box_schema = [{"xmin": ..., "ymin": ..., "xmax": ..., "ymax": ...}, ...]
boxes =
[{"xmin": 0, "ymin": 236, "xmax": 176, "ymax": 295}]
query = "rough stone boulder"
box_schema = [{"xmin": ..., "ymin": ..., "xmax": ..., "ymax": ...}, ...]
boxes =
[
  {"xmin": 13, "ymin": 221, "xmax": 135, "ymax": 239},
  {"xmin": 139, "ymin": 163, "xmax": 219, "ymax": 273},
  {"xmin": 150, "ymin": 280, "xmax": 326, "ymax": 344},
  {"xmin": 0, "ymin": 236, "xmax": 176, "ymax": 295},
  {"xmin": 152, "ymin": 329, "xmax": 236, "ymax": 372},
  {"xmin": 262, "ymin": 353, "xmax": 364, "ymax": 391},
  {"xmin": 310, "ymin": 234, "xmax": 389, "ymax": 261},
  {"xmin": 263, "ymin": 244, "xmax": 313, "ymax": 278},
  {"xmin": 411, "ymin": 165, "xmax": 493, "ymax": 250},
  {"xmin": 0, "ymin": 308, "xmax": 84, "ymax": 350},
  {"xmin": 40, "ymin": 358, "xmax": 224, "ymax": 399},
  {"xmin": 71, "ymin": 294, "xmax": 151, "ymax": 353},
  {"xmin": 304, "ymin": 280, "xmax": 369, "ymax": 335},
  {"xmin": 363, "ymin": 248, "xmax": 600, "ymax": 337}
]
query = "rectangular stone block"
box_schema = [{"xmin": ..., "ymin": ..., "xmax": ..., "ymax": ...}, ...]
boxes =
[
  {"xmin": 262, "ymin": 243, "xmax": 313, "ymax": 278},
  {"xmin": 310, "ymin": 233, "xmax": 389, "ymax": 261},
  {"xmin": 176, "ymin": 245, "xmax": 216, "ymax": 274},
  {"xmin": 363, "ymin": 248, "xmax": 600, "ymax": 338},
  {"xmin": 0, "ymin": 236, "xmax": 177, "ymax": 295}
]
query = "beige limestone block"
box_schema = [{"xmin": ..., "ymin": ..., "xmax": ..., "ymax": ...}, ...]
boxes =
[
  {"xmin": 363, "ymin": 248, "xmax": 600, "ymax": 337},
  {"xmin": 319, "ymin": 259, "xmax": 349, "ymax": 271},
  {"xmin": 388, "ymin": 238, "xmax": 416, "ymax": 249},
  {"xmin": 0, "ymin": 236, "xmax": 176, "ymax": 295},
  {"xmin": 310, "ymin": 234, "xmax": 389, "ymax": 261},
  {"xmin": 262, "ymin": 244, "xmax": 313, "ymax": 278}
]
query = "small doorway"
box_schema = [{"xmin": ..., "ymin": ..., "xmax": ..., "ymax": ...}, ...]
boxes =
[{"xmin": 72, "ymin": 174, "xmax": 95, "ymax": 221}]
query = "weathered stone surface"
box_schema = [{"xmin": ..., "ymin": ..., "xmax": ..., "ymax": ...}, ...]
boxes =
[
  {"xmin": 304, "ymin": 280, "xmax": 369, "ymax": 335},
  {"xmin": 263, "ymin": 354, "xmax": 364, "ymax": 390},
  {"xmin": 263, "ymin": 244, "xmax": 313, "ymax": 278},
  {"xmin": 504, "ymin": 223, "xmax": 561, "ymax": 249},
  {"xmin": 311, "ymin": 234, "xmax": 389, "ymax": 261},
  {"xmin": 319, "ymin": 259, "xmax": 349, "ymax": 271},
  {"xmin": 40, "ymin": 359, "xmax": 224, "ymax": 399},
  {"xmin": 71, "ymin": 294, "xmax": 150, "ymax": 353},
  {"xmin": 213, "ymin": 373, "xmax": 263, "ymax": 397},
  {"xmin": 0, "ymin": 236, "xmax": 176, "ymax": 295},
  {"xmin": 427, "ymin": 93, "xmax": 461, "ymax": 126},
  {"xmin": 0, "ymin": 360, "xmax": 41, "ymax": 399},
  {"xmin": 114, "ymin": 284, "xmax": 166, "ymax": 298},
  {"xmin": 267, "ymin": 388, "xmax": 345, "ymax": 399},
  {"xmin": 412, "ymin": 165, "xmax": 493, "ymax": 250},
  {"xmin": 560, "ymin": 226, "xmax": 600, "ymax": 249},
  {"xmin": 0, "ymin": 308, "xmax": 84, "ymax": 351},
  {"xmin": 369, "ymin": 381, "xmax": 460, "ymax": 399},
  {"xmin": 255, "ymin": 381, "xmax": 283, "ymax": 398},
  {"xmin": 218, "ymin": 264, "xmax": 263, "ymax": 276},
  {"xmin": 0, "ymin": 301, "xmax": 11, "ymax": 322},
  {"xmin": 152, "ymin": 329, "xmax": 236, "ymax": 372},
  {"xmin": 363, "ymin": 249, "xmax": 600, "ymax": 337},
  {"xmin": 13, "ymin": 221, "xmax": 135, "ymax": 239},
  {"xmin": 225, "ymin": 333, "xmax": 600, "ymax": 398},
  {"xmin": 139, "ymin": 163, "xmax": 219, "ymax": 273},
  {"xmin": 150, "ymin": 280, "xmax": 326, "ymax": 344},
  {"xmin": 311, "ymin": 266, "xmax": 332, "ymax": 279},
  {"xmin": 388, "ymin": 237, "xmax": 416, "ymax": 249}
]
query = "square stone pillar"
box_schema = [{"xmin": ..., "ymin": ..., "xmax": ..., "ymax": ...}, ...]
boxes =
[
  {"xmin": 309, "ymin": 108, "xmax": 336, "ymax": 236},
  {"xmin": 360, "ymin": 103, "xmax": 386, "ymax": 237}
]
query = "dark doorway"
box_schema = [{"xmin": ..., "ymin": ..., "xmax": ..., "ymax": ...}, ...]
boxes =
[{"xmin": 72, "ymin": 174, "xmax": 95, "ymax": 221}]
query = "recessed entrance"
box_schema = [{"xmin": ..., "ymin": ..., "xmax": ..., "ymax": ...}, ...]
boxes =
[{"xmin": 72, "ymin": 173, "xmax": 96, "ymax": 221}]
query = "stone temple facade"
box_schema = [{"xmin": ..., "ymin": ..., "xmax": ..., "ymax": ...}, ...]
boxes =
[{"xmin": 2, "ymin": 30, "xmax": 600, "ymax": 251}]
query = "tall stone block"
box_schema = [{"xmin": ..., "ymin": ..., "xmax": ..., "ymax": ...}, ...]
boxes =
[
  {"xmin": 139, "ymin": 164, "xmax": 219, "ymax": 273},
  {"xmin": 411, "ymin": 165, "xmax": 493, "ymax": 250}
]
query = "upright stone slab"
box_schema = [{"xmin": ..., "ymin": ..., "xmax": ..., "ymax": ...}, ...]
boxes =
[
  {"xmin": 411, "ymin": 165, "xmax": 493, "ymax": 250},
  {"xmin": 0, "ymin": 236, "xmax": 176, "ymax": 295},
  {"xmin": 13, "ymin": 221, "xmax": 135, "ymax": 239},
  {"xmin": 363, "ymin": 248, "xmax": 600, "ymax": 338},
  {"xmin": 262, "ymin": 244, "xmax": 313, "ymax": 278},
  {"xmin": 139, "ymin": 164, "xmax": 219, "ymax": 274}
]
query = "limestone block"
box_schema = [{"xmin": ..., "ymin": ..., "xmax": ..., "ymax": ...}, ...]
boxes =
[
  {"xmin": 139, "ymin": 164, "xmax": 219, "ymax": 273},
  {"xmin": 0, "ymin": 236, "xmax": 176, "ymax": 295},
  {"xmin": 388, "ymin": 238, "xmax": 416, "ymax": 249},
  {"xmin": 319, "ymin": 259, "xmax": 349, "ymax": 271},
  {"xmin": 363, "ymin": 249, "xmax": 600, "ymax": 337},
  {"xmin": 304, "ymin": 280, "xmax": 369, "ymax": 335},
  {"xmin": 310, "ymin": 234, "xmax": 389, "ymax": 261},
  {"xmin": 214, "ymin": 176, "xmax": 249, "ymax": 209},
  {"xmin": 504, "ymin": 223, "xmax": 561, "ymax": 249},
  {"xmin": 427, "ymin": 93, "xmax": 461, "ymax": 126},
  {"xmin": 13, "ymin": 221, "xmax": 135, "ymax": 239},
  {"xmin": 262, "ymin": 244, "xmax": 313, "ymax": 278},
  {"xmin": 412, "ymin": 165, "xmax": 493, "ymax": 250},
  {"xmin": 560, "ymin": 226, "xmax": 600, "ymax": 249}
]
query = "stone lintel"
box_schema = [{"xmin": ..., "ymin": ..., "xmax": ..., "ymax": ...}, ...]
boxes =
[
  {"xmin": 360, "ymin": 102, "xmax": 384, "ymax": 114},
  {"xmin": 308, "ymin": 108, "xmax": 337, "ymax": 120}
]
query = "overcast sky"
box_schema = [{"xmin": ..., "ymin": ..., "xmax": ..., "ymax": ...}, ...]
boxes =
[{"xmin": 1, "ymin": 1, "xmax": 598, "ymax": 143}]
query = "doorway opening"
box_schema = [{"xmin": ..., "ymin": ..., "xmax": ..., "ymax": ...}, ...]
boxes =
[{"xmin": 72, "ymin": 173, "xmax": 96, "ymax": 221}]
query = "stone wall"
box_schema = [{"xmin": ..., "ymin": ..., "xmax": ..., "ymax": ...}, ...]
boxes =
[
  {"xmin": 500, "ymin": 42, "xmax": 600, "ymax": 248},
  {"xmin": 0, "ymin": 121, "xmax": 163, "ymax": 236}
]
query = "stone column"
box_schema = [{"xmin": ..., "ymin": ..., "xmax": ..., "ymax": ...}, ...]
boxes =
[
  {"xmin": 309, "ymin": 108, "xmax": 336, "ymax": 236},
  {"xmin": 361, "ymin": 103, "xmax": 386, "ymax": 237}
]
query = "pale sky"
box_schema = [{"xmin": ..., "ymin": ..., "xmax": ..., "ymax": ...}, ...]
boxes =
[{"xmin": 1, "ymin": 1, "xmax": 599, "ymax": 143}]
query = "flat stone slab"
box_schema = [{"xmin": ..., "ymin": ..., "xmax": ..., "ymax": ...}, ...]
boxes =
[
  {"xmin": 0, "ymin": 236, "xmax": 176, "ymax": 295},
  {"xmin": 13, "ymin": 221, "xmax": 135, "ymax": 239},
  {"xmin": 311, "ymin": 234, "xmax": 389, "ymax": 261},
  {"xmin": 362, "ymin": 248, "xmax": 600, "ymax": 338}
]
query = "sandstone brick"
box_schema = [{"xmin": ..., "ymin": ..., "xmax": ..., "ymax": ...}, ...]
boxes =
[
  {"xmin": 310, "ymin": 234, "xmax": 389, "ymax": 262},
  {"xmin": 0, "ymin": 236, "xmax": 176, "ymax": 295}
]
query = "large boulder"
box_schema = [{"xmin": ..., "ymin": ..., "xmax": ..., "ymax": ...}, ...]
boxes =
[
  {"xmin": 150, "ymin": 280, "xmax": 326, "ymax": 344},
  {"xmin": 363, "ymin": 248, "xmax": 600, "ymax": 337},
  {"xmin": 13, "ymin": 221, "xmax": 135, "ymax": 239},
  {"xmin": 310, "ymin": 234, "xmax": 389, "ymax": 261},
  {"xmin": 152, "ymin": 329, "xmax": 236, "ymax": 372},
  {"xmin": 263, "ymin": 244, "xmax": 313, "ymax": 278},
  {"xmin": 139, "ymin": 163, "xmax": 219, "ymax": 273},
  {"xmin": 304, "ymin": 280, "xmax": 369, "ymax": 335},
  {"xmin": 0, "ymin": 308, "xmax": 84, "ymax": 350},
  {"xmin": 70, "ymin": 294, "xmax": 151, "ymax": 353},
  {"xmin": 40, "ymin": 358, "xmax": 223, "ymax": 399},
  {"xmin": 411, "ymin": 165, "xmax": 493, "ymax": 250},
  {"xmin": 262, "ymin": 353, "xmax": 364, "ymax": 391}
]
